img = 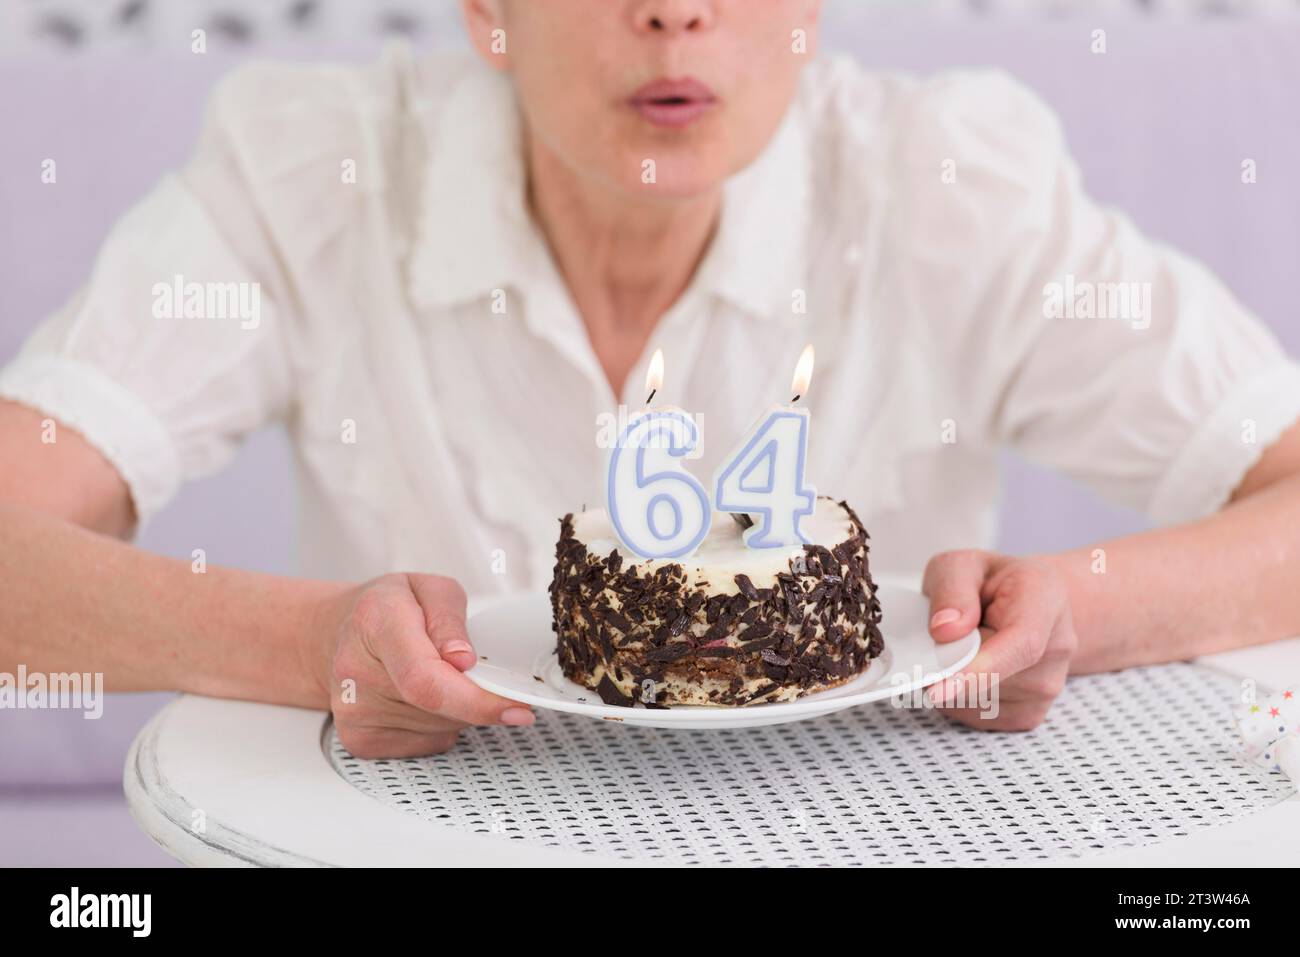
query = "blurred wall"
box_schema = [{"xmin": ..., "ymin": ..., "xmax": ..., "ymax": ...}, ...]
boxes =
[{"xmin": 4, "ymin": 0, "xmax": 1300, "ymax": 56}]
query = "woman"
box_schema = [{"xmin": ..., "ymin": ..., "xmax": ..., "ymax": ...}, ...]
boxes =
[{"xmin": 2, "ymin": 0, "xmax": 1298, "ymax": 758}]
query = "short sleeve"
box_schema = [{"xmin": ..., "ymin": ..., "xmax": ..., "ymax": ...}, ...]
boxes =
[
  {"xmin": 0, "ymin": 79, "xmax": 294, "ymax": 526},
  {"xmin": 897, "ymin": 71, "xmax": 1300, "ymax": 525}
]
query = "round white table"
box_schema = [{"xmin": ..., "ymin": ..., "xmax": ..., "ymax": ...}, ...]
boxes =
[{"xmin": 125, "ymin": 634, "xmax": 1300, "ymax": 867}]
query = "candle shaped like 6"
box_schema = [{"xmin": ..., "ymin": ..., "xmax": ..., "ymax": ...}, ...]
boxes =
[
  {"xmin": 712, "ymin": 345, "xmax": 818, "ymax": 548},
  {"xmin": 606, "ymin": 350, "xmax": 711, "ymax": 559}
]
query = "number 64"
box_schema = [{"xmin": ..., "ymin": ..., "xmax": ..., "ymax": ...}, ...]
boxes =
[{"xmin": 606, "ymin": 409, "xmax": 815, "ymax": 559}]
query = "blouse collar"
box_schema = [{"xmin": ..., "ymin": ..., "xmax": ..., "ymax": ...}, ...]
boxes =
[{"xmin": 408, "ymin": 59, "xmax": 810, "ymax": 325}]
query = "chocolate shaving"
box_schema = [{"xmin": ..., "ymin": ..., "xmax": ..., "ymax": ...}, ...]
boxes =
[
  {"xmin": 736, "ymin": 681, "xmax": 780, "ymax": 705},
  {"xmin": 603, "ymin": 609, "xmax": 632, "ymax": 633},
  {"xmin": 695, "ymin": 645, "xmax": 741, "ymax": 658},
  {"xmin": 644, "ymin": 643, "xmax": 693, "ymax": 663},
  {"xmin": 596, "ymin": 674, "xmax": 632, "ymax": 707}
]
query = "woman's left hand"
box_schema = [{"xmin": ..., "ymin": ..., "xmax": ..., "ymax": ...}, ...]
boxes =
[{"xmin": 921, "ymin": 550, "xmax": 1078, "ymax": 731}]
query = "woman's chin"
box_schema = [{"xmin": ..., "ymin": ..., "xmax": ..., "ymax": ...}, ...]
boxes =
[{"xmin": 606, "ymin": 155, "xmax": 737, "ymax": 204}]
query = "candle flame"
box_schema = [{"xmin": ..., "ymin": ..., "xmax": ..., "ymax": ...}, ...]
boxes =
[
  {"xmin": 790, "ymin": 344, "xmax": 815, "ymax": 401},
  {"xmin": 645, "ymin": 348, "xmax": 664, "ymax": 404}
]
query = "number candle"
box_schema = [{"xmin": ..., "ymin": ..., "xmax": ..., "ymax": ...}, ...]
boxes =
[
  {"xmin": 712, "ymin": 344, "xmax": 817, "ymax": 548},
  {"xmin": 605, "ymin": 349, "xmax": 712, "ymax": 560}
]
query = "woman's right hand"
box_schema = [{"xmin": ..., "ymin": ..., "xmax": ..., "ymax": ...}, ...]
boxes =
[{"xmin": 316, "ymin": 573, "xmax": 534, "ymax": 758}]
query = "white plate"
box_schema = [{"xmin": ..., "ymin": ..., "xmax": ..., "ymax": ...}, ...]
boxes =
[{"xmin": 466, "ymin": 583, "xmax": 980, "ymax": 729}]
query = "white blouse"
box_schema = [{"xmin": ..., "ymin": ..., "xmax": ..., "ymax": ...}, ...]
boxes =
[{"xmin": 4, "ymin": 46, "xmax": 1298, "ymax": 597}]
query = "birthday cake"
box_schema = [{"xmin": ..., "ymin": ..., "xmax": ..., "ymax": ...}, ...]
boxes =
[{"xmin": 549, "ymin": 497, "xmax": 883, "ymax": 708}]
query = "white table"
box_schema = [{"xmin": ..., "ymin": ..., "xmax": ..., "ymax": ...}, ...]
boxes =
[{"xmin": 125, "ymin": 637, "xmax": 1300, "ymax": 867}]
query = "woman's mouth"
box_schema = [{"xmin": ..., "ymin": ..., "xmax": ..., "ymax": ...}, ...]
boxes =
[{"xmin": 627, "ymin": 77, "xmax": 718, "ymax": 128}]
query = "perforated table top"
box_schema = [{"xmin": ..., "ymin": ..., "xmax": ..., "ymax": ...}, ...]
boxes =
[{"xmin": 327, "ymin": 663, "xmax": 1293, "ymax": 866}]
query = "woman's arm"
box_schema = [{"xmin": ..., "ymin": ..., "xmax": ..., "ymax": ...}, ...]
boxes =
[
  {"xmin": 923, "ymin": 422, "xmax": 1300, "ymax": 730},
  {"xmin": 0, "ymin": 499, "xmax": 344, "ymax": 708},
  {"xmin": 0, "ymin": 400, "xmax": 533, "ymax": 756},
  {"xmin": 0, "ymin": 400, "xmax": 338, "ymax": 705},
  {"xmin": 1047, "ymin": 421, "xmax": 1300, "ymax": 674}
]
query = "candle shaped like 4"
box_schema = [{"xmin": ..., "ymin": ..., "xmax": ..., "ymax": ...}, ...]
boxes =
[
  {"xmin": 713, "ymin": 345, "xmax": 817, "ymax": 548},
  {"xmin": 606, "ymin": 349, "xmax": 712, "ymax": 559}
]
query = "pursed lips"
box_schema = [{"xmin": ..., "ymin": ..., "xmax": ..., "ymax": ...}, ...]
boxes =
[{"xmin": 627, "ymin": 77, "xmax": 718, "ymax": 128}]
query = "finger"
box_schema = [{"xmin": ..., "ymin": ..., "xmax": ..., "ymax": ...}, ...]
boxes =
[
  {"xmin": 929, "ymin": 605, "xmax": 1056, "ymax": 705},
  {"xmin": 413, "ymin": 660, "xmax": 536, "ymax": 727},
  {"xmin": 375, "ymin": 603, "xmax": 533, "ymax": 725},
  {"xmin": 932, "ymin": 699, "xmax": 1051, "ymax": 733},
  {"xmin": 340, "ymin": 726, "xmax": 461, "ymax": 760},
  {"xmin": 354, "ymin": 701, "xmax": 470, "ymax": 735},
  {"xmin": 934, "ymin": 648, "xmax": 1066, "ymax": 714},
  {"xmin": 406, "ymin": 574, "xmax": 476, "ymax": 671},
  {"xmin": 921, "ymin": 550, "xmax": 989, "ymax": 642}
]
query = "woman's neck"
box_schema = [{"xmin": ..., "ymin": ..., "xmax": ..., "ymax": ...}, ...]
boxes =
[{"xmin": 525, "ymin": 130, "xmax": 721, "ymax": 400}]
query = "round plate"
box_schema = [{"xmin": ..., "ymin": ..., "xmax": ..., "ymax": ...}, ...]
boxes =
[{"xmin": 465, "ymin": 583, "xmax": 980, "ymax": 729}]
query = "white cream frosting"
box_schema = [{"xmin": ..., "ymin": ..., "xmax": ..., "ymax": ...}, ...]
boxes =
[{"xmin": 571, "ymin": 500, "xmax": 855, "ymax": 592}]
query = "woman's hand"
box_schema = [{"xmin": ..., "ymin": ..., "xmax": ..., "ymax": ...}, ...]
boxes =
[
  {"xmin": 316, "ymin": 573, "xmax": 535, "ymax": 758},
  {"xmin": 921, "ymin": 550, "xmax": 1078, "ymax": 731}
]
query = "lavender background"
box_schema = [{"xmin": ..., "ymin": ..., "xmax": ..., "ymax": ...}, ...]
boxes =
[{"xmin": 2, "ymin": 6, "xmax": 1298, "ymax": 865}]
